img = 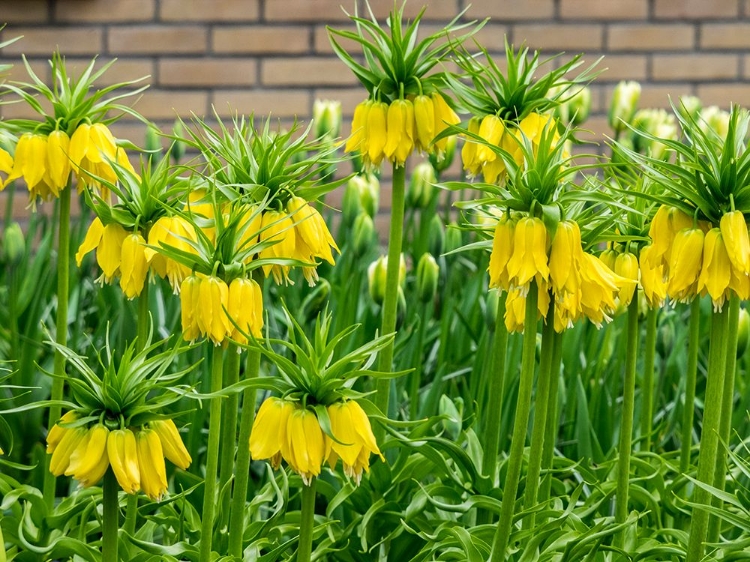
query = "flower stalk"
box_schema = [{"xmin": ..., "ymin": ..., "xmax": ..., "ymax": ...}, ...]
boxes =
[
  {"xmin": 680, "ymin": 298, "xmax": 702, "ymax": 474},
  {"xmin": 199, "ymin": 346, "xmax": 225, "ymax": 562},
  {"xmin": 539, "ymin": 329, "xmax": 564, "ymax": 517},
  {"xmin": 641, "ymin": 307, "xmax": 658, "ymax": 451},
  {"xmin": 219, "ymin": 344, "xmax": 241, "ymax": 527},
  {"xmin": 297, "ymin": 479, "xmax": 317, "ymax": 562},
  {"xmin": 490, "ymin": 282, "xmax": 538, "ymax": 562},
  {"xmin": 43, "ymin": 182, "xmax": 71, "ymax": 507},
  {"xmin": 102, "ymin": 469, "xmax": 119, "ymax": 561}
]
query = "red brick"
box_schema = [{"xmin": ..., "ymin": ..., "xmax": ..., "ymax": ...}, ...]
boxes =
[
  {"xmin": 465, "ymin": 0, "xmax": 554, "ymax": 20},
  {"xmin": 108, "ymin": 26, "xmax": 208, "ymax": 55},
  {"xmin": 55, "ymin": 0, "xmax": 155, "ymax": 22},
  {"xmin": 261, "ymin": 58, "xmax": 356, "ymax": 86},
  {"xmin": 697, "ymin": 84, "xmax": 750, "ymax": 107},
  {"xmin": 561, "ymin": 0, "xmax": 648, "ymax": 19},
  {"xmin": 1, "ymin": 28, "xmax": 103, "ymax": 56},
  {"xmin": 213, "ymin": 26, "xmax": 309, "ymax": 54},
  {"xmin": 211, "ymin": 90, "xmax": 310, "ymax": 118},
  {"xmin": 652, "ymin": 54, "xmax": 739, "ymax": 81},
  {"xmin": 0, "ymin": 0, "xmax": 48, "ymax": 23},
  {"xmin": 367, "ymin": 0, "xmax": 460, "ymax": 20},
  {"xmin": 130, "ymin": 90, "xmax": 209, "ymax": 119},
  {"xmin": 596, "ymin": 54, "xmax": 648, "ymax": 82},
  {"xmin": 160, "ymin": 0, "xmax": 259, "ymax": 21},
  {"xmin": 159, "ymin": 58, "xmax": 256, "ymax": 87},
  {"xmin": 608, "ymin": 24, "xmax": 694, "ymax": 51},
  {"xmin": 655, "ymin": 0, "xmax": 739, "ymax": 18},
  {"xmin": 265, "ymin": 0, "xmax": 352, "ymax": 22},
  {"xmin": 701, "ymin": 23, "xmax": 750, "ymax": 49},
  {"xmin": 513, "ymin": 24, "xmax": 603, "ymax": 51}
]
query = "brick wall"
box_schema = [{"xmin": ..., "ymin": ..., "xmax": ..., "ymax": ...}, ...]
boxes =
[{"xmin": 1, "ymin": 0, "xmax": 749, "ymax": 221}]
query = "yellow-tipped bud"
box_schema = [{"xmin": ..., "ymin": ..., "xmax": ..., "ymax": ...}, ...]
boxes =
[{"xmin": 151, "ymin": 420, "xmax": 191, "ymax": 470}]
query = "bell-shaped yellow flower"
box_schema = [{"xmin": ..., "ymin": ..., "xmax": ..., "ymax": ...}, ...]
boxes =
[
  {"xmin": 120, "ymin": 233, "xmax": 149, "ymax": 299},
  {"xmin": 698, "ymin": 228, "xmax": 732, "ymax": 310},
  {"xmin": 476, "ymin": 115, "xmax": 505, "ymax": 164},
  {"xmin": 488, "ymin": 216, "xmax": 516, "ymax": 292},
  {"xmin": 97, "ymin": 223, "xmax": 128, "ymax": 283},
  {"xmin": 648, "ymin": 205, "xmax": 693, "ymax": 265},
  {"xmin": 196, "ymin": 275, "xmax": 231, "ymax": 345},
  {"xmin": 107, "ymin": 428, "xmax": 141, "ymax": 494},
  {"xmin": 259, "ymin": 210, "xmax": 296, "ymax": 285},
  {"xmin": 147, "ymin": 216, "xmax": 198, "ymax": 292},
  {"xmin": 0, "ymin": 147, "xmax": 12, "ymax": 188},
  {"xmin": 49, "ymin": 426, "xmax": 88, "ymax": 476},
  {"xmin": 180, "ymin": 275, "xmax": 202, "ymax": 342},
  {"xmin": 579, "ymin": 253, "xmax": 626, "ymax": 327},
  {"xmin": 517, "ymin": 113, "xmax": 562, "ymax": 151},
  {"xmin": 76, "ymin": 218, "xmax": 105, "ymax": 267},
  {"xmin": 236, "ymin": 205, "xmax": 263, "ymax": 262},
  {"xmin": 413, "ymin": 95, "xmax": 435, "ymax": 154},
  {"xmin": 70, "ymin": 123, "xmax": 135, "ymax": 196},
  {"xmin": 461, "ymin": 117, "xmax": 482, "ymax": 178},
  {"xmin": 432, "ymin": 93, "xmax": 460, "ymax": 157},
  {"xmin": 65, "ymin": 424, "xmax": 110, "ymax": 488},
  {"xmin": 365, "ymin": 101, "xmax": 388, "ymax": 169},
  {"xmin": 282, "ymin": 407, "xmax": 329, "ymax": 485},
  {"xmin": 345, "ymin": 100, "xmax": 370, "ymax": 154},
  {"xmin": 503, "ymin": 281, "xmax": 550, "ymax": 333},
  {"xmin": 666, "ymin": 227, "xmax": 704, "ymax": 302},
  {"xmin": 227, "ymin": 277, "xmax": 264, "ymax": 343},
  {"xmin": 639, "ymin": 245, "xmax": 667, "ymax": 308},
  {"xmin": 549, "ymin": 221, "xmax": 582, "ymax": 294},
  {"xmin": 47, "ymin": 130, "xmax": 71, "ymax": 192},
  {"xmin": 720, "ymin": 210, "xmax": 750, "ymax": 276},
  {"xmin": 327, "ymin": 400, "xmax": 383, "ymax": 484},
  {"xmin": 506, "ymin": 217, "xmax": 549, "ymax": 292},
  {"xmin": 136, "ymin": 429, "xmax": 168, "ymax": 501},
  {"xmin": 384, "ymin": 99, "xmax": 415, "ymax": 166},
  {"xmin": 46, "ymin": 411, "xmax": 79, "ymax": 454},
  {"xmin": 250, "ymin": 397, "xmax": 295, "ymax": 469},
  {"xmin": 614, "ymin": 252, "xmax": 640, "ymax": 307},
  {"xmin": 151, "ymin": 420, "xmax": 191, "ymax": 471},
  {"xmin": 287, "ymin": 196, "xmax": 339, "ymax": 265}
]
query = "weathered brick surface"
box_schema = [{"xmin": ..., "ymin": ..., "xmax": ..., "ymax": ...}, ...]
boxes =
[
  {"xmin": 652, "ymin": 54, "xmax": 739, "ymax": 81},
  {"xmin": 608, "ymin": 24, "xmax": 694, "ymax": 51},
  {"xmin": 107, "ymin": 26, "xmax": 208, "ymax": 54},
  {"xmin": 55, "ymin": 0, "xmax": 156, "ymax": 23},
  {"xmin": 160, "ymin": 0, "xmax": 260, "ymax": 22},
  {"xmin": 159, "ymin": 58, "xmax": 256, "ymax": 87},
  {"xmin": 560, "ymin": 0, "xmax": 649, "ymax": 20}
]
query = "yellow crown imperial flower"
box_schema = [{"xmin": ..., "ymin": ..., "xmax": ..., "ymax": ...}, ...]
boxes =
[
  {"xmin": 195, "ymin": 275, "xmax": 232, "ymax": 346},
  {"xmin": 76, "ymin": 219, "xmax": 129, "ymax": 285},
  {"xmin": 666, "ymin": 228, "xmax": 704, "ymax": 302},
  {"xmin": 648, "ymin": 205, "xmax": 693, "ymax": 265},
  {"xmin": 259, "ymin": 210, "xmax": 296, "ymax": 285},
  {"xmin": 151, "ymin": 420, "xmax": 192, "ymax": 471},
  {"xmin": 180, "ymin": 275, "xmax": 202, "ymax": 343},
  {"xmin": 548, "ymin": 220, "xmax": 583, "ymax": 295},
  {"xmin": 7, "ymin": 133, "xmax": 59, "ymax": 201},
  {"xmin": 46, "ymin": 410, "xmax": 80, "ymax": 454},
  {"xmin": 518, "ymin": 113, "xmax": 562, "ymax": 150},
  {"xmin": 345, "ymin": 100, "xmax": 371, "ymax": 154},
  {"xmin": 413, "ymin": 95, "xmax": 435, "ymax": 154},
  {"xmin": 47, "ymin": 130, "xmax": 72, "ymax": 193},
  {"xmin": 49, "ymin": 425, "xmax": 88, "ymax": 477},
  {"xmin": 287, "ymin": 196, "xmax": 340, "ymax": 286},
  {"xmin": 146, "ymin": 216, "xmax": 198, "ymax": 292},
  {"xmin": 65, "ymin": 424, "xmax": 110, "ymax": 488},
  {"xmin": 227, "ymin": 277, "xmax": 264, "ymax": 344},
  {"xmin": 327, "ymin": 400, "xmax": 383, "ymax": 484},
  {"xmin": 461, "ymin": 117, "xmax": 482, "ymax": 178},
  {"xmin": 136, "ymin": 428, "xmax": 168, "ymax": 501},
  {"xmin": 0, "ymin": 147, "xmax": 12, "ymax": 189},
  {"xmin": 579, "ymin": 253, "xmax": 628, "ymax": 327},
  {"xmin": 506, "ymin": 216, "xmax": 549, "ymax": 293},
  {"xmin": 119, "ymin": 233, "xmax": 149, "ymax": 299},
  {"xmin": 281, "ymin": 407, "xmax": 330, "ymax": 486},
  {"xmin": 384, "ymin": 99, "xmax": 415, "ymax": 166},
  {"xmin": 503, "ymin": 281, "xmax": 551, "ymax": 333},
  {"xmin": 365, "ymin": 101, "xmax": 388, "ymax": 169},
  {"xmin": 720, "ymin": 210, "xmax": 750, "ymax": 276},
  {"xmin": 249, "ymin": 397, "xmax": 295, "ymax": 469},
  {"xmin": 236, "ymin": 205, "xmax": 263, "ymax": 263},
  {"xmin": 69, "ymin": 123, "xmax": 136, "ymax": 196},
  {"xmin": 476, "ymin": 115, "xmax": 505, "ymax": 164},
  {"xmin": 639, "ymin": 245, "xmax": 667, "ymax": 308},
  {"xmin": 614, "ymin": 252, "xmax": 640, "ymax": 307},
  {"xmin": 431, "ymin": 93, "xmax": 460, "ymax": 158},
  {"xmin": 698, "ymin": 228, "xmax": 732, "ymax": 311},
  {"xmin": 488, "ymin": 216, "xmax": 516, "ymax": 292},
  {"xmin": 107, "ymin": 429, "xmax": 141, "ymax": 494}
]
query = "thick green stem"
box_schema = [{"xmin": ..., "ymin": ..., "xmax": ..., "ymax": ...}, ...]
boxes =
[
  {"xmin": 43, "ymin": 184, "xmax": 71, "ymax": 508},
  {"xmin": 228, "ymin": 348, "xmax": 262, "ymax": 558},
  {"xmin": 297, "ymin": 479, "xmax": 317, "ymax": 562},
  {"xmin": 680, "ymin": 298, "xmax": 702, "ymax": 474},
  {"xmin": 477, "ymin": 293, "xmax": 509, "ymax": 526},
  {"xmin": 641, "ymin": 307, "xmax": 658, "ymax": 452},
  {"xmin": 490, "ymin": 283, "xmax": 538, "ymax": 562},
  {"xmin": 409, "ymin": 301, "xmax": 430, "ymax": 419},
  {"xmin": 539, "ymin": 330, "xmax": 564, "ymax": 517},
  {"xmin": 615, "ymin": 296, "xmax": 640, "ymax": 544},
  {"xmin": 218, "ymin": 345, "xmax": 241, "ymax": 528},
  {"xmin": 707, "ymin": 295, "xmax": 740, "ymax": 544},
  {"xmin": 102, "ymin": 469, "xmax": 119, "ymax": 561},
  {"xmin": 199, "ymin": 347, "xmax": 225, "ymax": 562},
  {"xmin": 522, "ymin": 303, "xmax": 557, "ymax": 531},
  {"xmin": 686, "ymin": 304, "xmax": 730, "ymax": 562},
  {"xmin": 374, "ymin": 164, "xmax": 406, "ymax": 436}
]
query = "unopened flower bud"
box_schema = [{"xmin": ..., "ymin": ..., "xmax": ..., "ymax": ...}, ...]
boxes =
[
  {"xmin": 569, "ymin": 86, "xmax": 591, "ymax": 126},
  {"xmin": 4, "ymin": 222, "xmax": 25, "ymax": 264},
  {"xmin": 361, "ymin": 173, "xmax": 380, "ymax": 218},
  {"xmin": 678, "ymin": 95, "xmax": 702, "ymax": 123},
  {"xmin": 700, "ymin": 106, "xmax": 730, "ymax": 139},
  {"xmin": 170, "ymin": 120, "xmax": 186, "ymax": 163},
  {"xmin": 368, "ymin": 256, "xmax": 388, "ymax": 305},
  {"xmin": 445, "ymin": 222, "xmax": 463, "ymax": 255},
  {"xmin": 429, "ymin": 134, "xmax": 456, "ymax": 174},
  {"xmin": 416, "ymin": 253, "xmax": 439, "ymax": 303},
  {"xmin": 313, "ymin": 99, "xmax": 342, "ymax": 140},
  {"xmin": 145, "ymin": 125, "xmax": 161, "ymax": 156},
  {"xmin": 485, "ymin": 289, "xmax": 500, "ymax": 331},
  {"xmin": 342, "ymin": 175, "xmax": 366, "ymax": 226},
  {"xmin": 609, "ymin": 81, "xmax": 641, "ymax": 133},
  {"xmin": 427, "ymin": 214, "xmax": 445, "ymax": 257},
  {"xmin": 352, "ymin": 213, "xmax": 374, "ymax": 257},
  {"xmin": 738, "ymin": 308, "xmax": 750, "ymax": 359},
  {"xmin": 407, "ymin": 162, "xmax": 436, "ymax": 209}
]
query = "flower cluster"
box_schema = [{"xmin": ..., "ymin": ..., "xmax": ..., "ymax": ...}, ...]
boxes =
[
  {"xmin": 346, "ymin": 94, "xmax": 459, "ymax": 169},
  {"xmin": 249, "ymin": 398, "xmax": 382, "ymax": 485},
  {"xmin": 47, "ymin": 412, "xmax": 190, "ymax": 500},
  {"xmin": 642, "ymin": 205, "xmax": 750, "ymax": 310},
  {"xmin": 490, "ymin": 216, "xmax": 634, "ymax": 332},
  {"xmin": 462, "ymin": 112, "xmax": 563, "ymax": 184}
]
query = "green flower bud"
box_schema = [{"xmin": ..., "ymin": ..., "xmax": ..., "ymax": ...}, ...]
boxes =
[
  {"xmin": 416, "ymin": 253, "xmax": 439, "ymax": 303},
  {"xmin": 4, "ymin": 222, "xmax": 25, "ymax": 264},
  {"xmin": 396, "ymin": 285, "xmax": 407, "ymax": 330},
  {"xmin": 700, "ymin": 106, "xmax": 730, "ymax": 139},
  {"xmin": 485, "ymin": 289, "xmax": 500, "ymax": 332},
  {"xmin": 569, "ymin": 86, "xmax": 591, "ymax": 126},
  {"xmin": 547, "ymin": 85, "xmax": 570, "ymax": 124},
  {"xmin": 145, "ymin": 125, "xmax": 161, "ymax": 156},
  {"xmin": 368, "ymin": 256, "xmax": 388, "ymax": 306},
  {"xmin": 170, "ymin": 120, "xmax": 186, "ymax": 163},
  {"xmin": 352, "ymin": 213, "xmax": 374, "ymax": 257},
  {"xmin": 633, "ymin": 109, "xmax": 677, "ymax": 159},
  {"xmin": 342, "ymin": 175, "xmax": 365, "ymax": 226},
  {"xmin": 407, "ymin": 162, "xmax": 436, "ymax": 209},
  {"xmin": 429, "ymin": 134, "xmax": 456, "ymax": 174},
  {"xmin": 737, "ymin": 308, "xmax": 750, "ymax": 359},
  {"xmin": 427, "ymin": 214, "xmax": 445, "ymax": 257},
  {"xmin": 609, "ymin": 81, "xmax": 641, "ymax": 133},
  {"xmin": 445, "ymin": 221, "xmax": 463, "ymax": 255},
  {"xmin": 678, "ymin": 95, "xmax": 702, "ymax": 123},
  {"xmin": 313, "ymin": 99, "xmax": 342, "ymax": 140},
  {"xmin": 361, "ymin": 173, "xmax": 380, "ymax": 218}
]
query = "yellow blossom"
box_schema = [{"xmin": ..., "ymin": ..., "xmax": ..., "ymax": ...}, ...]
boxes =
[
  {"xmin": 720, "ymin": 210, "xmax": 750, "ymax": 276},
  {"xmin": 119, "ymin": 233, "xmax": 149, "ymax": 299},
  {"xmin": 259, "ymin": 210, "xmax": 296, "ymax": 284},
  {"xmin": 698, "ymin": 228, "xmax": 732, "ymax": 310},
  {"xmin": 666, "ymin": 228, "xmax": 704, "ymax": 302},
  {"xmin": 461, "ymin": 117, "xmax": 482, "ymax": 178},
  {"xmin": 488, "ymin": 216, "xmax": 515, "ymax": 292},
  {"xmin": 136, "ymin": 429, "xmax": 168, "ymax": 501},
  {"xmin": 180, "ymin": 275, "xmax": 202, "ymax": 343},
  {"xmin": 65, "ymin": 424, "xmax": 110, "ymax": 488},
  {"xmin": 46, "ymin": 130, "xmax": 71, "ymax": 193},
  {"xmin": 287, "ymin": 196, "xmax": 339, "ymax": 285},
  {"xmin": 506, "ymin": 217, "xmax": 549, "ymax": 292},
  {"xmin": 195, "ymin": 276, "xmax": 231, "ymax": 345},
  {"xmin": 431, "ymin": 93, "xmax": 460, "ymax": 157},
  {"xmin": 107, "ymin": 429, "xmax": 141, "ymax": 494},
  {"xmin": 476, "ymin": 115, "xmax": 504, "ymax": 164},
  {"xmin": 327, "ymin": 401, "xmax": 383, "ymax": 484},
  {"xmin": 249, "ymin": 397, "xmax": 295, "ymax": 469},
  {"xmin": 614, "ymin": 252, "xmax": 640, "ymax": 307},
  {"xmin": 365, "ymin": 101, "xmax": 388, "ymax": 169},
  {"xmin": 384, "ymin": 99, "xmax": 415, "ymax": 166},
  {"xmin": 639, "ymin": 245, "xmax": 667, "ymax": 308},
  {"xmin": 413, "ymin": 95, "xmax": 435, "ymax": 153},
  {"xmin": 227, "ymin": 277, "xmax": 264, "ymax": 343},
  {"xmin": 151, "ymin": 420, "xmax": 191, "ymax": 471},
  {"xmin": 282, "ymin": 407, "xmax": 329, "ymax": 485},
  {"xmin": 345, "ymin": 100, "xmax": 370, "ymax": 154}
]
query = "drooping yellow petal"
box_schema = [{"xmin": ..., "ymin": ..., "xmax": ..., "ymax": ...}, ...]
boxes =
[{"xmin": 119, "ymin": 233, "xmax": 149, "ymax": 299}]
